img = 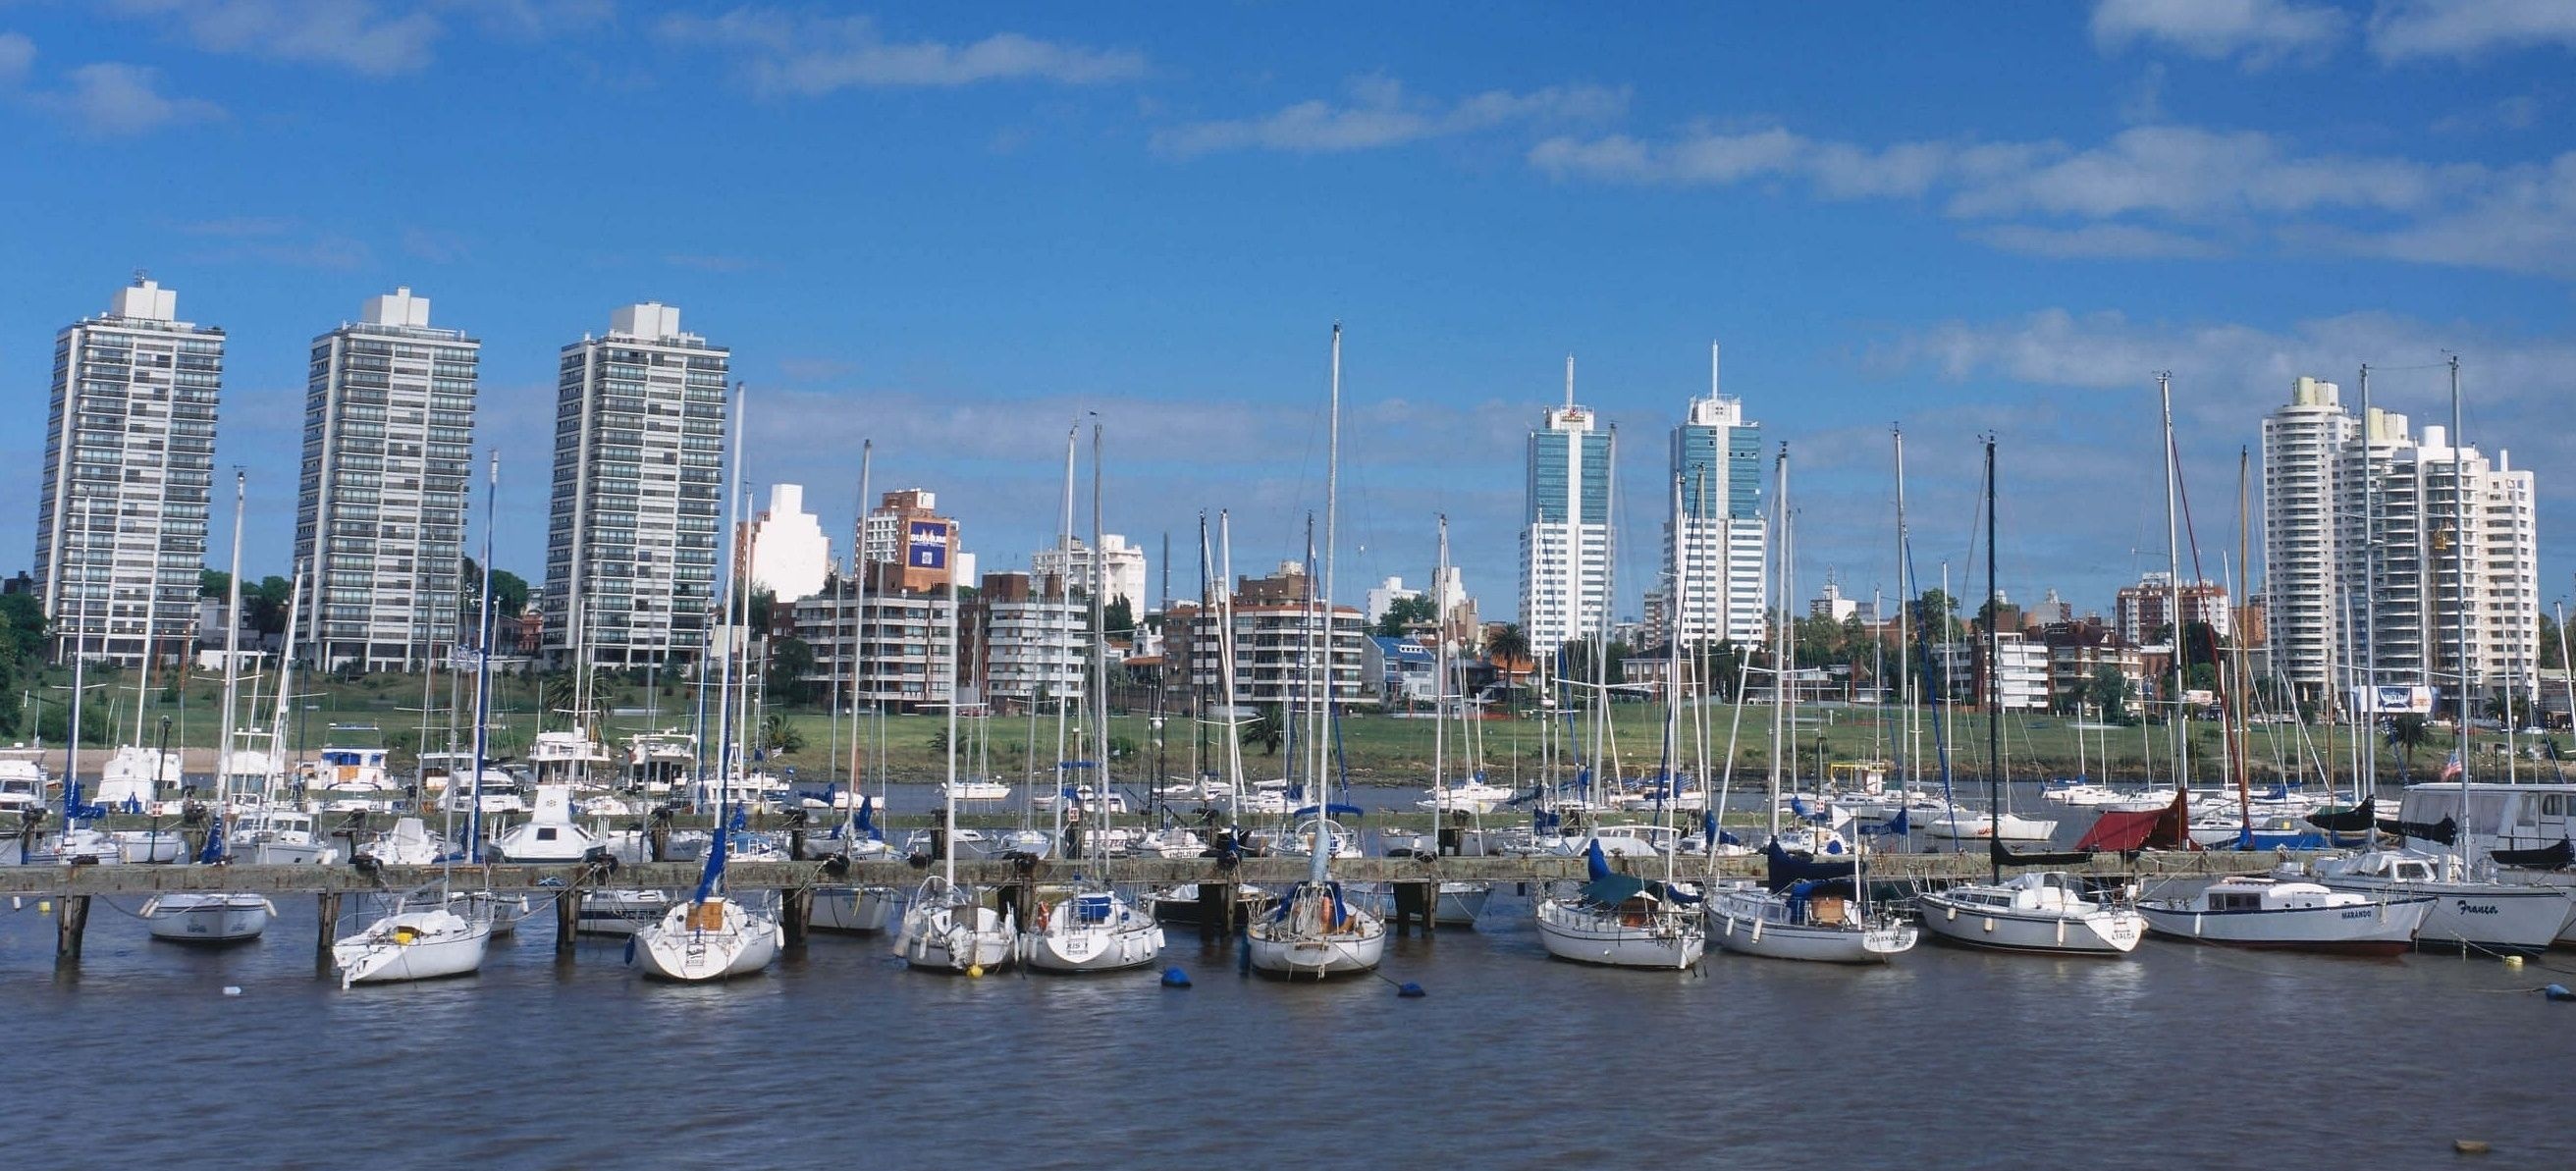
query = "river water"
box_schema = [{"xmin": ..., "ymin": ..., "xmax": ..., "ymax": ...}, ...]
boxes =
[{"xmin": 7, "ymin": 878, "xmax": 2571, "ymax": 1170}]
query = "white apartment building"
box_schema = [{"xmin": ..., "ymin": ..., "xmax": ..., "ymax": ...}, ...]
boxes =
[
  {"xmin": 34, "ymin": 278, "xmax": 222, "ymax": 666},
  {"xmin": 542, "ymin": 303, "xmax": 729, "ymax": 667},
  {"xmin": 789, "ymin": 587, "xmax": 958, "ymax": 713},
  {"xmin": 969, "ymin": 571, "xmax": 1088, "ymax": 709},
  {"xmin": 1033, "ymin": 533, "xmax": 1149, "ymax": 612},
  {"xmin": 294, "ymin": 288, "xmax": 478, "ymax": 671},
  {"xmin": 743, "ymin": 483, "xmax": 831, "ymax": 603},
  {"xmin": 1933, "ymin": 632, "xmax": 2050, "ymax": 712},
  {"xmin": 1662, "ymin": 349, "xmax": 1767, "ymax": 648},
  {"xmin": 2260, "ymin": 376, "xmax": 2354, "ymax": 695},
  {"xmin": 1183, "ymin": 603, "xmax": 1371, "ymax": 708},
  {"xmin": 1521, "ymin": 395, "xmax": 1614, "ymax": 656},
  {"xmin": 2266, "ymin": 376, "xmax": 2540, "ymax": 705}
]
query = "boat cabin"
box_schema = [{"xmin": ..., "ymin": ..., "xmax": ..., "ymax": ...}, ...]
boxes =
[{"xmin": 2399, "ymin": 782, "xmax": 2576, "ymax": 862}]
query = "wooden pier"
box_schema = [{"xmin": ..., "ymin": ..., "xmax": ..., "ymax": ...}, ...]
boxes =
[{"xmin": 8, "ymin": 849, "xmax": 2296, "ymax": 971}]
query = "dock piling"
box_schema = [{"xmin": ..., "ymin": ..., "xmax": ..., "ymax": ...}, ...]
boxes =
[
  {"xmin": 782, "ymin": 885, "xmax": 812, "ymax": 952},
  {"xmin": 315, "ymin": 892, "xmax": 342, "ymax": 977},
  {"xmin": 55, "ymin": 894, "xmax": 89, "ymax": 967},
  {"xmin": 555, "ymin": 888, "xmax": 580, "ymax": 961}
]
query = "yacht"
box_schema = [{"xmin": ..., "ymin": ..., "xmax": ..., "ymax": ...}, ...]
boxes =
[
  {"xmin": 1535, "ymin": 869, "xmax": 1706, "ymax": 969},
  {"xmin": 2305, "ymin": 849, "xmax": 2570, "ymax": 956},
  {"xmin": 2139, "ymin": 877, "xmax": 2431, "ymax": 954},
  {"xmin": 486, "ymin": 784, "xmax": 605, "ymax": 863}
]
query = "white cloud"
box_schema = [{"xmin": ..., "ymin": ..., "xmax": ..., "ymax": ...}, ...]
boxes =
[
  {"xmin": 0, "ymin": 31, "xmax": 32, "ymax": 84},
  {"xmin": 2090, "ymin": 0, "xmax": 2347, "ymax": 66},
  {"xmin": 2367, "ymin": 0, "xmax": 2576, "ymax": 61},
  {"xmin": 661, "ymin": 10, "xmax": 1145, "ymax": 93},
  {"xmin": 1531, "ymin": 120, "xmax": 2576, "ymax": 277},
  {"xmin": 104, "ymin": 0, "xmax": 443, "ymax": 77},
  {"xmin": 1157, "ymin": 78, "xmax": 1627, "ymax": 156},
  {"xmin": 1881, "ymin": 307, "xmax": 2576, "ymax": 416},
  {"xmin": 31, "ymin": 63, "xmax": 224, "ymax": 136},
  {"xmin": 1967, "ymin": 223, "xmax": 2227, "ymax": 259}
]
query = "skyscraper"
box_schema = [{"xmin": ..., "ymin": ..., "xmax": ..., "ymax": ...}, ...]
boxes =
[
  {"xmin": 294, "ymin": 288, "xmax": 479, "ymax": 671},
  {"xmin": 1664, "ymin": 345, "xmax": 1765, "ymax": 647},
  {"xmin": 1519, "ymin": 361, "xmax": 1613, "ymax": 656},
  {"xmin": 2261, "ymin": 374, "xmax": 2539, "ymax": 709},
  {"xmin": 542, "ymin": 302, "xmax": 729, "ymax": 667},
  {"xmin": 34, "ymin": 278, "xmax": 221, "ymax": 666}
]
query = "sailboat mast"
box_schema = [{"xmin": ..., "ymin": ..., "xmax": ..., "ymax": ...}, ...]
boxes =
[
  {"xmin": 1312, "ymin": 324, "xmax": 1341, "ymax": 886},
  {"xmin": 2157, "ymin": 372, "xmax": 2188, "ymax": 798},
  {"xmin": 844, "ymin": 441, "xmax": 873, "ymax": 811},
  {"xmin": 1768, "ymin": 446, "xmax": 1789, "ymax": 841},
  {"xmin": 1663, "ymin": 471, "xmax": 1685, "ymax": 876},
  {"xmin": 2449, "ymin": 355, "xmax": 2472, "ymax": 835},
  {"xmin": 1053, "ymin": 425, "xmax": 1077, "ymax": 846},
  {"xmin": 216, "ymin": 473, "xmax": 245, "ymax": 814},
  {"xmin": 467, "ymin": 453, "xmax": 498, "ymax": 861},
  {"xmin": 1893, "ymin": 429, "xmax": 1912, "ymax": 795},
  {"xmin": 2357, "ymin": 363, "xmax": 2376, "ymax": 803},
  {"xmin": 1434, "ymin": 515, "xmax": 1449, "ymax": 792},
  {"xmin": 1983, "ymin": 438, "xmax": 2003, "ymax": 884},
  {"xmin": 1217, "ymin": 510, "xmax": 1246, "ymax": 822},
  {"xmin": 1090, "ymin": 421, "xmax": 1109, "ymax": 864}
]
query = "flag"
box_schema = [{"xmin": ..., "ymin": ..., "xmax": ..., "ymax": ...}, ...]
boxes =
[{"xmin": 2440, "ymin": 748, "xmax": 2463, "ymax": 782}]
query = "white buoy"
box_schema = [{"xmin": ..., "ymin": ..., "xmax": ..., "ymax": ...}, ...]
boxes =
[{"xmin": 222, "ymin": 986, "xmax": 242, "ymax": 996}]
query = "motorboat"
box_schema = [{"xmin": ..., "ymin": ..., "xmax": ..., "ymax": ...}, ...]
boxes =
[
  {"xmin": 937, "ymin": 778, "xmax": 1012, "ymax": 803},
  {"xmin": 110, "ymin": 826, "xmax": 190, "ymax": 864},
  {"xmin": 1417, "ymin": 777, "xmax": 1514, "ymax": 816},
  {"xmin": 1920, "ymin": 806, "xmax": 2059, "ymax": 843},
  {"xmin": 231, "ymin": 809, "xmax": 339, "ymax": 865},
  {"xmin": 1147, "ymin": 882, "xmax": 1278, "ymax": 929},
  {"xmin": 357, "ymin": 818, "xmax": 453, "ymax": 865},
  {"xmin": 486, "ymin": 784, "xmax": 605, "ymax": 863},
  {"xmin": 333, "ymin": 897, "xmax": 491, "ymax": 987},
  {"xmin": 1360, "ymin": 880, "xmax": 1492, "ymax": 927},
  {"xmin": 576, "ymin": 889, "xmax": 673, "ymax": 936},
  {"xmin": 98, "ymin": 745, "xmax": 180, "ymax": 807},
  {"xmin": 1916, "ymin": 872, "xmax": 2143, "ymax": 955},
  {"xmin": 0, "ymin": 751, "xmax": 49, "ymax": 817},
  {"xmin": 2139, "ymin": 877, "xmax": 2432, "ymax": 954},
  {"xmin": 2305, "ymin": 849, "xmax": 2571, "ymax": 956}
]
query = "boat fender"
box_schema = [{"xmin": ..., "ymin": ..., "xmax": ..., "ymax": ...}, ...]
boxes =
[
  {"xmin": 1160, "ymin": 967, "xmax": 1192, "ymax": 988},
  {"xmin": 1036, "ymin": 904, "xmax": 1050, "ymax": 931},
  {"xmin": 622, "ymin": 935, "xmax": 637, "ymax": 966},
  {"xmin": 1397, "ymin": 982, "xmax": 1425, "ymax": 998},
  {"xmin": 1982, "ymin": 917, "xmax": 1996, "ymax": 933},
  {"xmin": 2055, "ymin": 919, "xmax": 2066, "ymax": 946},
  {"xmin": 2544, "ymin": 984, "xmax": 2573, "ymax": 1002},
  {"xmin": 1946, "ymin": 906, "xmax": 1958, "ymax": 922}
]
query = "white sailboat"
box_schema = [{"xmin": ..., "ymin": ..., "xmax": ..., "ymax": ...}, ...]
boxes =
[
  {"xmin": 1020, "ymin": 424, "xmax": 1165, "ymax": 974},
  {"xmin": 333, "ymin": 896, "xmax": 492, "ymax": 987},
  {"xmin": 1710, "ymin": 449, "xmax": 1916, "ymax": 963},
  {"xmin": 2139, "ymin": 877, "xmax": 2431, "ymax": 954},
  {"xmin": 1246, "ymin": 325, "xmax": 1386, "ymax": 980},
  {"xmin": 142, "ymin": 473, "xmax": 274, "ymax": 945},
  {"xmin": 1915, "ymin": 439, "xmax": 2141, "ymax": 957},
  {"xmin": 631, "ymin": 392, "xmax": 781, "ymax": 982},
  {"xmin": 894, "ymin": 545, "xmax": 1017, "ymax": 974}
]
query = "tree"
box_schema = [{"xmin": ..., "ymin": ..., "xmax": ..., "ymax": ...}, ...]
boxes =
[
  {"xmin": 1487, "ymin": 624, "xmax": 1530, "ymax": 668},
  {"xmin": 2088, "ymin": 665, "xmax": 2133, "ymax": 725},
  {"xmin": 490, "ymin": 570, "xmax": 530, "ymax": 618},
  {"xmin": 1100, "ymin": 597, "xmax": 1137, "ymax": 639},
  {"xmin": 1242, "ymin": 704, "xmax": 1285, "ymax": 756},
  {"xmin": 768, "ymin": 635, "xmax": 816, "ymax": 705},
  {"xmin": 1373, "ymin": 594, "xmax": 1437, "ymax": 637},
  {"xmin": 762, "ymin": 712, "xmax": 804, "ymax": 758},
  {"xmin": 243, "ymin": 576, "xmax": 294, "ymax": 637},
  {"xmin": 199, "ymin": 569, "xmax": 231, "ymax": 599},
  {"xmin": 2388, "ymin": 714, "xmax": 2430, "ymax": 780}
]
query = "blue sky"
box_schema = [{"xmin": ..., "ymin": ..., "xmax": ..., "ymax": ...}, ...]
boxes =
[{"xmin": 3, "ymin": 1, "xmax": 2573, "ymax": 625}]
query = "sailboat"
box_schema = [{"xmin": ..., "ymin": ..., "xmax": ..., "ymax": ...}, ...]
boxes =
[
  {"xmin": 894, "ymin": 567, "xmax": 1019, "ymax": 973},
  {"xmin": 1915, "ymin": 439, "xmax": 2142, "ymax": 956},
  {"xmin": 334, "ymin": 458, "xmax": 501, "ymax": 987},
  {"xmin": 811, "ymin": 442, "xmax": 901, "ymax": 933},
  {"xmin": 142, "ymin": 471, "xmax": 275, "ymax": 944},
  {"xmin": 1709, "ymin": 452, "xmax": 1916, "ymax": 962},
  {"xmin": 1246, "ymin": 325, "xmax": 1387, "ymax": 980},
  {"xmin": 1149, "ymin": 511, "xmax": 1281, "ymax": 929},
  {"xmin": 631, "ymin": 393, "xmax": 782, "ymax": 981},
  {"xmin": 1020, "ymin": 423, "xmax": 1165, "ymax": 974}
]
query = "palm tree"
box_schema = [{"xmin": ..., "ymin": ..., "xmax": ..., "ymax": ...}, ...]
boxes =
[
  {"xmin": 1241, "ymin": 704, "xmax": 1285, "ymax": 756},
  {"xmin": 1488, "ymin": 623, "xmax": 1530, "ymax": 667},
  {"xmin": 2388, "ymin": 714, "xmax": 2429, "ymax": 781}
]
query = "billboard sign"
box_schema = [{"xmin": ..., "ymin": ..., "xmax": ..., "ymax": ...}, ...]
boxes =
[
  {"xmin": 2351, "ymin": 685, "xmax": 2434, "ymax": 716},
  {"xmin": 907, "ymin": 520, "xmax": 949, "ymax": 570}
]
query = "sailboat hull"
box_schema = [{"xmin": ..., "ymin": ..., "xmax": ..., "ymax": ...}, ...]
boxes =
[
  {"xmin": 2314, "ymin": 878, "xmax": 2569, "ymax": 955},
  {"xmin": 631, "ymin": 898, "xmax": 781, "ymax": 982},
  {"xmin": 1533, "ymin": 899, "xmax": 1705, "ymax": 969},
  {"xmin": 2139, "ymin": 895, "xmax": 2432, "ymax": 954},
  {"xmin": 1708, "ymin": 889, "xmax": 1916, "ymax": 963},
  {"xmin": 894, "ymin": 901, "xmax": 1016, "ymax": 972},
  {"xmin": 1021, "ymin": 922, "xmax": 1166, "ymax": 972},
  {"xmin": 812, "ymin": 886, "xmax": 896, "ymax": 933},
  {"xmin": 334, "ymin": 908, "xmax": 492, "ymax": 986},
  {"xmin": 141, "ymin": 893, "xmax": 272, "ymax": 943},
  {"xmin": 1916, "ymin": 891, "xmax": 2143, "ymax": 955}
]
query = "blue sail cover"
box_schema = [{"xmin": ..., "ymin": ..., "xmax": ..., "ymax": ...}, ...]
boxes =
[
  {"xmin": 1585, "ymin": 838, "xmax": 1611, "ymax": 880},
  {"xmin": 854, "ymin": 794, "xmax": 878, "ymax": 836},
  {"xmin": 196, "ymin": 813, "xmax": 226, "ymax": 864},
  {"xmin": 1859, "ymin": 808, "xmax": 1910, "ymax": 837},
  {"xmin": 1761, "ymin": 840, "xmax": 1858, "ymax": 893},
  {"xmin": 693, "ymin": 825, "xmax": 728, "ymax": 905},
  {"xmin": 1291, "ymin": 803, "xmax": 1365, "ymax": 818}
]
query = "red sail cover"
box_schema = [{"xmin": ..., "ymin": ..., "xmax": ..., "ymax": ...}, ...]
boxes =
[{"xmin": 2074, "ymin": 795, "xmax": 2193, "ymax": 852}]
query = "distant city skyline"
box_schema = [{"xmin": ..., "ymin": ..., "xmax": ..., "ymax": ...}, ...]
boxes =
[{"xmin": 4, "ymin": 5, "xmax": 2572, "ymax": 625}]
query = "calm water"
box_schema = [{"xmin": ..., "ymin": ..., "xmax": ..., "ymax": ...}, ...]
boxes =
[{"xmin": 6, "ymin": 885, "xmax": 2571, "ymax": 1170}]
